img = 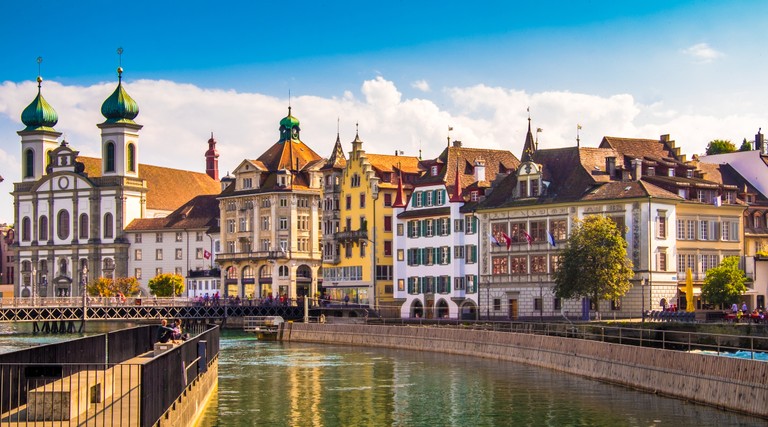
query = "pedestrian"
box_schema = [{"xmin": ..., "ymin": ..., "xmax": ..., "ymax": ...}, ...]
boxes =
[
  {"xmin": 344, "ymin": 294, "xmax": 349, "ymax": 305},
  {"xmin": 731, "ymin": 302, "xmax": 739, "ymax": 313},
  {"xmin": 157, "ymin": 319, "xmax": 174, "ymax": 344},
  {"xmin": 172, "ymin": 319, "xmax": 182, "ymax": 342},
  {"xmin": 742, "ymin": 302, "xmax": 748, "ymax": 313}
]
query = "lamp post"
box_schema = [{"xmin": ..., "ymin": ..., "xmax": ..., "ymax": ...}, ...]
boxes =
[
  {"xmin": 31, "ymin": 265, "xmax": 36, "ymax": 307},
  {"xmin": 641, "ymin": 277, "xmax": 646, "ymax": 323},
  {"xmin": 81, "ymin": 265, "xmax": 88, "ymax": 317}
]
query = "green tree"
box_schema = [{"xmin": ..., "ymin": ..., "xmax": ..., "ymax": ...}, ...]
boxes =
[
  {"xmin": 739, "ymin": 138, "xmax": 753, "ymax": 151},
  {"xmin": 701, "ymin": 256, "xmax": 747, "ymax": 307},
  {"xmin": 148, "ymin": 273, "xmax": 185, "ymax": 297},
  {"xmin": 553, "ymin": 215, "xmax": 634, "ymax": 319},
  {"xmin": 705, "ymin": 139, "xmax": 736, "ymax": 155},
  {"xmin": 86, "ymin": 276, "xmax": 141, "ymax": 296}
]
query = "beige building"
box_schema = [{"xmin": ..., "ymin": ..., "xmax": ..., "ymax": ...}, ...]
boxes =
[{"xmin": 216, "ymin": 109, "xmax": 325, "ymax": 301}]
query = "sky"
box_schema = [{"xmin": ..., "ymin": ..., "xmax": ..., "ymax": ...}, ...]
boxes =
[{"xmin": 1, "ymin": 0, "xmax": 767, "ymax": 224}]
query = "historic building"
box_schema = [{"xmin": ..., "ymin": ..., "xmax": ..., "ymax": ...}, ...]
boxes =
[
  {"xmin": 216, "ymin": 108, "xmax": 325, "ymax": 301},
  {"xmin": 12, "ymin": 68, "xmax": 220, "ymax": 298},
  {"xmin": 319, "ymin": 132, "xmax": 346, "ymax": 279},
  {"xmin": 0, "ymin": 224, "xmax": 15, "ymax": 297},
  {"xmin": 475, "ymin": 125, "xmax": 743, "ymax": 320},
  {"xmin": 322, "ymin": 130, "xmax": 421, "ymax": 314},
  {"xmin": 393, "ymin": 139, "xmax": 519, "ymax": 319}
]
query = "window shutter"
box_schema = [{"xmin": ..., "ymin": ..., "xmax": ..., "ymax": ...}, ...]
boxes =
[
  {"xmin": 472, "ymin": 245, "xmax": 477, "ymax": 261},
  {"xmin": 445, "ymin": 218, "xmax": 451, "ymax": 236},
  {"xmin": 433, "ymin": 189, "xmax": 439, "ymax": 205},
  {"xmin": 446, "ymin": 247, "xmax": 451, "ymax": 264},
  {"xmin": 442, "ymin": 189, "xmax": 447, "ymax": 205},
  {"xmin": 433, "ymin": 247, "xmax": 439, "ymax": 263}
]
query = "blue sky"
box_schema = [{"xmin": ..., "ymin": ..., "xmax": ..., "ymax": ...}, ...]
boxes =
[{"xmin": 1, "ymin": 0, "xmax": 767, "ymax": 223}]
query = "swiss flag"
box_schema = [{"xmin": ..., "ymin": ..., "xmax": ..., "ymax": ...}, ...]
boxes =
[{"xmin": 203, "ymin": 250, "xmax": 212, "ymax": 259}]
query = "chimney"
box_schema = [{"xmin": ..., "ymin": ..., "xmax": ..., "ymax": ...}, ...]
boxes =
[
  {"xmin": 474, "ymin": 158, "xmax": 486, "ymax": 182},
  {"xmin": 452, "ymin": 140, "xmax": 462, "ymax": 148},
  {"xmin": 605, "ymin": 156, "xmax": 616, "ymax": 178},
  {"xmin": 756, "ymin": 128, "xmax": 764, "ymax": 153},
  {"xmin": 632, "ymin": 158, "xmax": 642, "ymax": 181}
]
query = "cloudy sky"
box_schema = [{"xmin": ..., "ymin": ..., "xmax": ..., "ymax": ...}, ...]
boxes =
[{"xmin": 1, "ymin": 1, "xmax": 767, "ymax": 224}]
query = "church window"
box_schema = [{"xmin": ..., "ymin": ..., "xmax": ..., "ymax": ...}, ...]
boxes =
[
  {"xmin": 22, "ymin": 217, "xmax": 31, "ymax": 241},
  {"xmin": 105, "ymin": 142, "xmax": 115, "ymax": 172},
  {"xmin": 57, "ymin": 210, "xmax": 70, "ymax": 240},
  {"xmin": 104, "ymin": 213, "xmax": 114, "ymax": 239},
  {"xmin": 127, "ymin": 143, "xmax": 136, "ymax": 172},
  {"xmin": 24, "ymin": 149, "xmax": 34, "ymax": 178},
  {"xmin": 39, "ymin": 215, "xmax": 48, "ymax": 241},
  {"xmin": 79, "ymin": 214, "xmax": 89, "ymax": 239}
]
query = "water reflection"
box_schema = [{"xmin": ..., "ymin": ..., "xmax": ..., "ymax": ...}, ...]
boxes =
[{"xmin": 199, "ymin": 331, "xmax": 761, "ymax": 427}]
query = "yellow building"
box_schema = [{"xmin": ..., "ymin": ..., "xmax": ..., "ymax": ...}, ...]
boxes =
[{"xmin": 322, "ymin": 131, "xmax": 420, "ymax": 315}]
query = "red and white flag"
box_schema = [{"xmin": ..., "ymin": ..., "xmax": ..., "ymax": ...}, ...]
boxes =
[
  {"xmin": 521, "ymin": 230, "xmax": 533, "ymax": 246},
  {"xmin": 501, "ymin": 232, "xmax": 512, "ymax": 250},
  {"xmin": 203, "ymin": 250, "xmax": 212, "ymax": 259}
]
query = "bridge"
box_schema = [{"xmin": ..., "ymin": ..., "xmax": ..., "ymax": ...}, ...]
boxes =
[{"xmin": 0, "ymin": 297, "xmax": 374, "ymax": 332}]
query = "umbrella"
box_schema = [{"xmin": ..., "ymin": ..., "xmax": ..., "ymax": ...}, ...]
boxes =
[{"xmin": 685, "ymin": 267, "xmax": 695, "ymax": 312}]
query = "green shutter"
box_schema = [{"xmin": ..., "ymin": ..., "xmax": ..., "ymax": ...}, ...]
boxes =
[
  {"xmin": 421, "ymin": 191, "xmax": 427, "ymax": 206},
  {"xmin": 471, "ymin": 245, "xmax": 477, "ymax": 262},
  {"xmin": 421, "ymin": 220, "xmax": 427, "ymax": 237},
  {"xmin": 446, "ymin": 247, "xmax": 451, "ymax": 264}
]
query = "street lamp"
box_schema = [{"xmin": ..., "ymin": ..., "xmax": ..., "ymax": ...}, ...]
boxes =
[
  {"xmin": 81, "ymin": 265, "xmax": 88, "ymax": 316},
  {"xmin": 641, "ymin": 277, "xmax": 646, "ymax": 323},
  {"xmin": 31, "ymin": 265, "xmax": 36, "ymax": 306}
]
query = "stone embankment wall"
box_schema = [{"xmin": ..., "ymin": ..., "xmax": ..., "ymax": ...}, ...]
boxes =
[
  {"xmin": 155, "ymin": 357, "xmax": 219, "ymax": 427},
  {"xmin": 282, "ymin": 323, "xmax": 768, "ymax": 419}
]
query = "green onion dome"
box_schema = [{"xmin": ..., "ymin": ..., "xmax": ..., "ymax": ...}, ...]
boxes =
[
  {"xmin": 101, "ymin": 67, "xmax": 139, "ymax": 124},
  {"xmin": 21, "ymin": 77, "xmax": 58, "ymax": 132},
  {"xmin": 280, "ymin": 106, "xmax": 300, "ymax": 129}
]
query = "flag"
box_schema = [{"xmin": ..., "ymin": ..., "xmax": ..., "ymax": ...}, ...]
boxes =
[
  {"xmin": 577, "ymin": 124, "xmax": 582, "ymax": 130},
  {"xmin": 521, "ymin": 230, "xmax": 533, "ymax": 246},
  {"xmin": 448, "ymin": 126, "xmax": 454, "ymax": 131},
  {"xmin": 490, "ymin": 234, "xmax": 502, "ymax": 247},
  {"xmin": 203, "ymin": 250, "xmax": 211, "ymax": 259},
  {"xmin": 547, "ymin": 231, "xmax": 556, "ymax": 247},
  {"xmin": 501, "ymin": 232, "xmax": 512, "ymax": 250}
]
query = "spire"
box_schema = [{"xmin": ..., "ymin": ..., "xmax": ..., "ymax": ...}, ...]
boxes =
[
  {"xmin": 520, "ymin": 115, "xmax": 536, "ymax": 163},
  {"xmin": 325, "ymin": 131, "xmax": 347, "ymax": 169},
  {"xmin": 20, "ymin": 57, "xmax": 58, "ymax": 132},
  {"xmin": 393, "ymin": 166, "xmax": 407, "ymax": 208},
  {"xmin": 205, "ymin": 132, "xmax": 220, "ymax": 181},
  {"xmin": 450, "ymin": 161, "xmax": 463, "ymax": 202}
]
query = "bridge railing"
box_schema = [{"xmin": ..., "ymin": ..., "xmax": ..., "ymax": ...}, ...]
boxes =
[{"xmin": 0, "ymin": 295, "xmax": 338, "ymax": 308}]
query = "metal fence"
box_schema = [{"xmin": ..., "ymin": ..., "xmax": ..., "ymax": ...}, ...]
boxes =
[
  {"xmin": 0, "ymin": 324, "xmax": 219, "ymax": 426},
  {"xmin": 370, "ymin": 318, "xmax": 768, "ymax": 359}
]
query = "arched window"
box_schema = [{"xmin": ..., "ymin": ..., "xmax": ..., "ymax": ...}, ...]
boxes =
[
  {"xmin": 104, "ymin": 213, "xmax": 114, "ymax": 238},
  {"xmin": 242, "ymin": 266, "xmax": 254, "ymax": 279},
  {"xmin": 57, "ymin": 210, "xmax": 70, "ymax": 240},
  {"xmin": 21, "ymin": 217, "xmax": 31, "ymax": 241},
  {"xmin": 105, "ymin": 142, "xmax": 115, "ymax": 172},
  {"xmin": 24, "ymin": 149, "xmax": 34, "ymax": 178},
  {"xmin": 226, "ymin": 266, "xmax": 238, "ymax": 279},
  {"xmin": 38, "ymin": 215, "xmax": 48, "ymax": 241},
  {"xmin": 127, "ymin": 143, "xmax": 136, "ymax": 172},
  {"xmin": 79, "ymin": 214, "xmax": 89, "ymax": 239}
]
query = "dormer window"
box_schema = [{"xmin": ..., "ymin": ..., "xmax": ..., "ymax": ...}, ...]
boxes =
[
  {"xmin": 470, "ymin": 191, "xmax": 479, "ymax": 202},
  {"xmin": 668, "ymin": 168, "xmax": 675, "ymax": 177},
  {"xmin": 686, "ymin": 170, "xmax": 693, "ymax": 178},
  {"xmin": 646, "ymin": 167, "xmax": 655, "ymax": 176},
  {"xmin": 243, "ymin": 177, "xmax": 253, "ymax": 189},
  {"xmin": 431, "ymin": 165, "xmax": 439, "ymax": 176}
]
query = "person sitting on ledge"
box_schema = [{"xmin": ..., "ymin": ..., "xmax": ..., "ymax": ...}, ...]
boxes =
[{"xmin": 157, "ymin": 319, "xmax": 175, "ymax": 344}]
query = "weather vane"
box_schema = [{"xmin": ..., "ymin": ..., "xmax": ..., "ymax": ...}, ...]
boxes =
[{"xmin": 36, "ymin": 57, "xmax": 43, "ymax": 86}]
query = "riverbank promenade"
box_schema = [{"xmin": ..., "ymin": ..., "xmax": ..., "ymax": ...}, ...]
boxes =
[{"xmin": 0, "ymin": 324, "xmax": 219, "ymax": 426}]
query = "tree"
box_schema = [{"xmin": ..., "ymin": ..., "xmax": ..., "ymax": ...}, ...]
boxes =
[
  {"xmin": 701, "ymin": 256, "xmax": 747, "ymax": 307},
  {"xmin": 705, "ymin": 139, "xmax": 736, "ymax": 155},
  {"xmin": 552, "ymin": 215, "xmax": 634, "ymax": 319},
  {"xmin": 86, "ymin": 276, "xmax": 141, "ymax": 296},
  {"xmin": 148, "ymin": 273, "xmax": 185, "ymax": 297},
  {"xmin": 739, "ymin": 138, "xmax": 753, "ymax": 152}
]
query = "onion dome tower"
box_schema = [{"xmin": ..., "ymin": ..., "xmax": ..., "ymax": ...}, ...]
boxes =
[
  {"xmin": 18, "ymin": 62, "xmax": 61, "ymax": 182},
  {"xmin": 97, "ymin": 54, "xmax": 142, "ymax": 178}
]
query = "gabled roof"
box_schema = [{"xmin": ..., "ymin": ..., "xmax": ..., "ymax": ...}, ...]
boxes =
[
  {"xmin": 415, "ymin": 145, "xmax": 519, "ymax": 201},
  {"xmin": 599, "ymin": 136, "xmax": 675, "ymax": 161},
  {"xmin": 125, "ymin": 194, "xmax": 219, "ymax": 231},
  {"xmin": 77, "ymin": 157, "xmax": 220, "ymax": 212},
  {"xmin": 366, "ymin": 153, "xmax": 421, "ymax": 174}
]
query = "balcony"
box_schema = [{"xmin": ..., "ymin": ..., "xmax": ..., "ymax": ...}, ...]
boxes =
[
  {"xmin": 215, "ymin": 251, "xmax": 288, "ymax": 263},
  {"xmin": 334, "ymin": 229, "xmax": 369, "ymax": 243},
  {"xmin": 187, "ymin": 268, "xmax": 221, "ymax": 278}
]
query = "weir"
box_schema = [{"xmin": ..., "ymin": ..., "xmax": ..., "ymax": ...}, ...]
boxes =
[{"xmin": 0, "ymin": 324, "xmax": 219, "ymax": 426}]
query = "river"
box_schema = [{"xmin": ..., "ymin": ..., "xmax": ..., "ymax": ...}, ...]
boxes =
[{"xmin": 0, "ymin": 325, "xmax": 761, "ymax": 426}]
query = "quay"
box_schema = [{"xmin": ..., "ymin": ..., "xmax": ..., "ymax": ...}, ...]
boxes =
[
  {"xmin": 0, "ymin": 324, "xmax": 219, "ymax": 426},
  {"xmin": 281, "ymin": 321, "xmax": 768, "ymax": 419}
]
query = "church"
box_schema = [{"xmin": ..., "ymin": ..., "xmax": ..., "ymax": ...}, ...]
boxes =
[{"xmin": 12, "ymin": 67, "xmax": 220, "ymax": 298}]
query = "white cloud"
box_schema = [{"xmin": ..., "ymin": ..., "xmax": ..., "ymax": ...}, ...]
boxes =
[
  {"xmin": 0, "ymin": 76, "xmax": 760, "ymax": 224},
  {"xmin": 411, "ymin": 79, "xmax": 430, "ymax": 92},
  {"xmin": 682, "ymin": 43, "xmax": 724, "ymax": 63}
]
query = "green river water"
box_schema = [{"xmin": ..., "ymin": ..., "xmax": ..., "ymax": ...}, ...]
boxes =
[{"xmin": 0, "ymin": 324, "xmax": 762, "ymax": 426}]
